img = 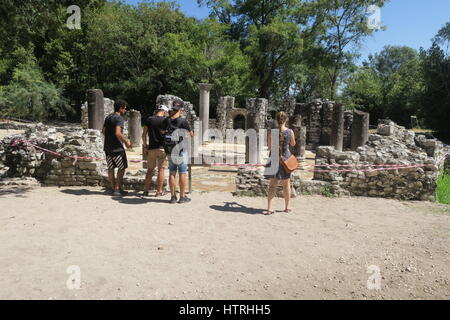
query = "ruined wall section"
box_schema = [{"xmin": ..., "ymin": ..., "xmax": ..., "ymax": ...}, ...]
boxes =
[{"xmin": 313, "ymin": 121, "xmax": 443, "ymax": 201}]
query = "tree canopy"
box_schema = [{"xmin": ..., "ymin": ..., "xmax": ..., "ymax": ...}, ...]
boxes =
[{"xmin": 0, "ymin": 0, "xmax": 448, "ymax": 140}]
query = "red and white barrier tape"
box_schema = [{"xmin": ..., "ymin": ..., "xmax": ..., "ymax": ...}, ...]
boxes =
[{"xmin": 10, "ymin": 139, "xmax": 450, "ymax": 173}]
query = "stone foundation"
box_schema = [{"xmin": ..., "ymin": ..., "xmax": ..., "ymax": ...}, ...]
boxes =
[
  {"xmin": 0, "ymin": 124, "xmax": 170, "ymax": 191},
  {"xmin": 313, "ymin": 121, "xmax": 443, "ymax": 201},
  {"xmin": 234, "ymin": 121, "xmax": 445, "ymax": 201},
  {"xmin": 235, "ymin": 167, "xmax": 346, "ymax": 198}
]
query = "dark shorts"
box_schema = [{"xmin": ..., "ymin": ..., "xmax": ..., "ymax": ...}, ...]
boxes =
[{"xmin": 106, "ymin": 151, "xmax": 128, "ymax": 170}]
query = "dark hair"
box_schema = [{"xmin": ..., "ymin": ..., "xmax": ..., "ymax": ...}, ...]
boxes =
[
  {"xmin": 172, "ymin": 101, "xmax": 182, "ymax": 111},
  {"xmin": 114, "ymin": 99, "xmax": 128, "ymax": 112},
  {"xmin": 276, "ymin": 111, "xmax": 289, "ymax": 126}
]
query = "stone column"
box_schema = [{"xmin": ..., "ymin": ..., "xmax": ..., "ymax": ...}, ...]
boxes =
[
  {"xmin": 198, "ymin": 83, "xmax": 213, "ymax": 144},
  {"xmin": 217, "ymin": 96, "xmax": 234, "ymax": 136},
  {"xmin": 330, "ymin": 104, "xmax": 345, "ymax": 151},
  {"xmin": 128, "ymin": 109, "xmax": 142, "ymax": 148},
  {"xmin": 87, "ymin": 89, "xmax": 104, "ymax": 131},
  {"xmin": 291, "ymin": 115, "xmax": 307, "ymax": 161},
  {"xmin": 351, "ymin": 110, "xmax": 369, "ymax": 151},
  {"xmin": 299, "ymin": 126, "xmax": 307, "ymax": 160},
  {"xmin": 245, "ymin": 113, "xmax": 259, "ymax": 165}
]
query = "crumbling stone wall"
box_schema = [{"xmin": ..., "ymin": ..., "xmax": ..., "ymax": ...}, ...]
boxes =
[
  {"xmin": 294, "ymin": 99, "xmax": 354, "ymax": 150},
  {"xmin": 343, "ymin": 110, "xmax": 354, "ymax": 149},
  {"xmin": 0, "ymin": 124, "xmax": 158, "ymax": 190},
  {"xmin": 234, "ymin": 120, "xmax": 444, "ymax": 201},
  {"xmin": 214, "ymin": 97, "xmax": 269, "ymax": 134},
  {"xmin": 156, "ymin": 94, "xmax": 198, "ymax": 129},
  {"xmin": 313, "ymin": 121, "xmax": 443, "ymax": 201},
  {"xmin": 0, "ymin": 124, "xmax": 106, "ymax": 187},
  {"xmin": 235, "ymin": 167, "xmax": 344, "ymax": 198}
]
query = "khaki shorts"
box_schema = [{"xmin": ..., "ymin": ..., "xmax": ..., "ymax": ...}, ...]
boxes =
[{"xmin": 147, "ymin": 148, "xmax": 168, "ymax": 168}]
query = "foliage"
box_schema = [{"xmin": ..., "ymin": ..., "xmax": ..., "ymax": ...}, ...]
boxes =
[
  {"xmin": 0, "ymin": 0, "xmax": 447, "ymax": 142},
  {"xmin": 419, "ymin": 23, "xmax": 450, "ymax": 139},
  {"xmin": 343, "ymin": 45, "xmax": 425, "ymax": 126},
  {"xmin": 436, "ymin": 170, "xmax": 450, "ymax": 205},
  {"xmin": 0, "ymin": 47, "xmax": 70, "ymax": 121}
]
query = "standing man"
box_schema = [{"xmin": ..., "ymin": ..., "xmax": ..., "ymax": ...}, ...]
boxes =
[
  {"xmin": 142, "ymin": 105, "xmax": 169, "ymax": 197},
  {"xmin": 102, "ymin": 99, "xmax": 132, "ymax": 197},
  {"xmin": 162, "ymin": 102, "xmax": 193, "ymax": 204}
]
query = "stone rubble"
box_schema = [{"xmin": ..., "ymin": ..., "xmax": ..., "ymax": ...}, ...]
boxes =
[
  {"xmin": 313, "ymin": 121, "xmax": 443, "ymax": 201},
  {"xmin": 235, "ymin": 120, "xmax": 445, "ymax": 201}
]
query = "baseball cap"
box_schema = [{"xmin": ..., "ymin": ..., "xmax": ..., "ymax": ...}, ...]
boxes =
[{"xmin": 157, "ymin": 105, "xmax": 169, "ymax": 112}]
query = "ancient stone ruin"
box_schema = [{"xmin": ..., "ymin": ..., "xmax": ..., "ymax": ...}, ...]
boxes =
[
  {"xmin": 235, "ymin": 120, "xmax": 446, "ymax": 201},
  {"xmin": 0, "ymin": 83, "xmax": 447, "ymax": 201}
]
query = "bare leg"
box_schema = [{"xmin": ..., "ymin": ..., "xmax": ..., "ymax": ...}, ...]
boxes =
[
  {"xmin": 282, "ymin": 179, "xmax": 291, "ymax": 211},
  {"xmin": 267, "ymin": 178, "xmax": 278, "ymax": 213},
  {"xmin": 169, "ymin": 172, "xmax": 177, "ymax": 197},
  {"xmin": 116, "ymin": 169, "xmax": 125, "ymax": 191},
  {"xmin": 179, "ymin": 173, "xmax": 187, "ymax": 198},
  {"xmin": 144, "ymin": 167, "xmax": 155, "ymax": 193},
  {"xmin": 157, "ymin": 167, "xmax": 165, "ymax": 193},
  {"xmin": 108, "ymin": 169, "xmax": 116, "ymax": 191}
]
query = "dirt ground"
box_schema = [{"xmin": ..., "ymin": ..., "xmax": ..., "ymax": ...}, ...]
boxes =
[{"xmin": 0, "ymin": 186, "xmax": 449, "ymax": 300}]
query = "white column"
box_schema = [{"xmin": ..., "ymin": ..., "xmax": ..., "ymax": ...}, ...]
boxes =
[{"xmin": 198, "ymin": 83, "xmax": 213, "ymax": 144}]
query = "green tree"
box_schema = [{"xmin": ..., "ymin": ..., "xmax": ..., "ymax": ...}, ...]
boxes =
[
  {"xmin": 313, "ymin": 0, "xmax": 388, "ymax": 100},
  {"xmin": 420, "ymin": 23, "xmax": 450, "ymax": 139},
  {"xmin": 0, "ymin": 47, "xmax": 70, "ymax": 121},
  {"xmin": 199, "ymin": 0, "xmax": 305, "ymax": 100},
  {"xmin": 343, "ymin": 45, "xmax": 424, "ymax": 126}
]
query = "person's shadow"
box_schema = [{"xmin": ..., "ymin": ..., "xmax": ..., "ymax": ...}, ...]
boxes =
[
  {"xmin": 210, "ymin": 202, "xmax": 263, "ymax": 215},
  {"xmin": 60, "ymin": 189, "xmax": 107, "ymax": 196},
  {"xmin": 60, "ymin": 189, "xmax": 172, "ymax": 205}
]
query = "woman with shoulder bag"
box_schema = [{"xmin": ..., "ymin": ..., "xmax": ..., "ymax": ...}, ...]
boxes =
[{"xmin": 265, "ymin": 112, "xmax": 297, "ymax": 215}]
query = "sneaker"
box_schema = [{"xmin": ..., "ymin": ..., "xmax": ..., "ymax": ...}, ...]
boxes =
[
  {"xmin": 178, "ymin": 196, "xmax": 191, "ymax": 204},
  {"xmin": 113, "ymin": 190, "xmax": 121, "ymax": 197},
  {"xmin": 170, "ymin": 196, "xmax": 178, "ymax": 204},
  {"xmin": 142, "ymin": 191, "xmax": 149, "ymax": 197},
  {"xmin": 119, "ymin": 190, "xmax": 129, "ymax": 196}
]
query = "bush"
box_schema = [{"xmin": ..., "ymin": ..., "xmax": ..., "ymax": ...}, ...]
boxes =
[
  {"xmin": 436, "ymin": 170, "xmax": 450, "ymax": 205},
  {"xmin": 0, "ymin": 61, "xmax": 70, "ymax": 121}
]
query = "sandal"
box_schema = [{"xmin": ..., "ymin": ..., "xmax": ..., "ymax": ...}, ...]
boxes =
[
  {"xmin": 284, "ymin": 209, "xmax": 292, "ymax": 213},
  {"xmin": 264, "ymin": 210, "xmax": 275, "ymax": 215},
  {"xmin": 155, "ymin": 191, "xmax": 169, "ymax": 197}
]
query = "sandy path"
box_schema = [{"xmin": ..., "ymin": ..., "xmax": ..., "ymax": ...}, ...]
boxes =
[{"xmin": 0, "ymin": 187, "xmax": 449, "ymax": 300}]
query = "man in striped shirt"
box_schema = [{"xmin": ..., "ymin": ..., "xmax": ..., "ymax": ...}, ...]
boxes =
[{"xmin": 102, "ymin": 100, "xmax": 132, "ymax": 196}]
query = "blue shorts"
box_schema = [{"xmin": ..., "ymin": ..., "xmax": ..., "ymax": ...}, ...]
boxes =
[{"xmin": 168, "ymin": 152, "xmax": 189, "ymax": 174}]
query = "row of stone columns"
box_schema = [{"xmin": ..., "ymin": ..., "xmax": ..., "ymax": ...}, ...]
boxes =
[
  {"xmin": 87, "ymin": 89, "xmax": 142, "ymax": 147},
  {"xmin": 88, "ymin": 87, "xmax": 369, "ymax": 160},
  {"xmin": 330, "ymin": 105, "xmax": 369, "ymax": 152}
]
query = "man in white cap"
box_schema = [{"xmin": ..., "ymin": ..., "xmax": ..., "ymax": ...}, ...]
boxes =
[{"xmin": 142, "ymin": 105, "xmax": 169, "ymax": 197}]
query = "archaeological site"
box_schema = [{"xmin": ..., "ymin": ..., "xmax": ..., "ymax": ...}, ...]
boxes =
[{"xmin": 1, "ymin": 85, "xmax": 449, "ymax": 202}]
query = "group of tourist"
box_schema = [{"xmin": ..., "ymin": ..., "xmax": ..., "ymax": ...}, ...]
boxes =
[
  {"xmin": 103, "ymin": 100, "xmax": 192, "ymax": 204},
  {"xmin": 103, "ymin": 100, "xmax": 296, "ymax": 213}
]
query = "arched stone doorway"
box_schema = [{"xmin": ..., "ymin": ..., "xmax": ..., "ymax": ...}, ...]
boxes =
[{"xmin": 233, "ymin": 114, "xmax": 246, "ymax": 130}]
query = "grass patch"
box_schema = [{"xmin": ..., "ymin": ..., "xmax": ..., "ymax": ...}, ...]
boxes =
[{"xmin": 436, "ymin": 170, "xmax": 450, "ymax": 205}]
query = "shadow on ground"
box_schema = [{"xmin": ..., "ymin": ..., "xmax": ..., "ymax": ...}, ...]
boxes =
[
  {"xmin": 210, "ymin": 202, "xmax": 263, "ymax": 215},
  {"xmin": 0, "ymin": 187, "xmax": 33, "ymax": 198},
  {"xmin": 60, "ymin": 188, "xmax": 172, "ymax": 205}
]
